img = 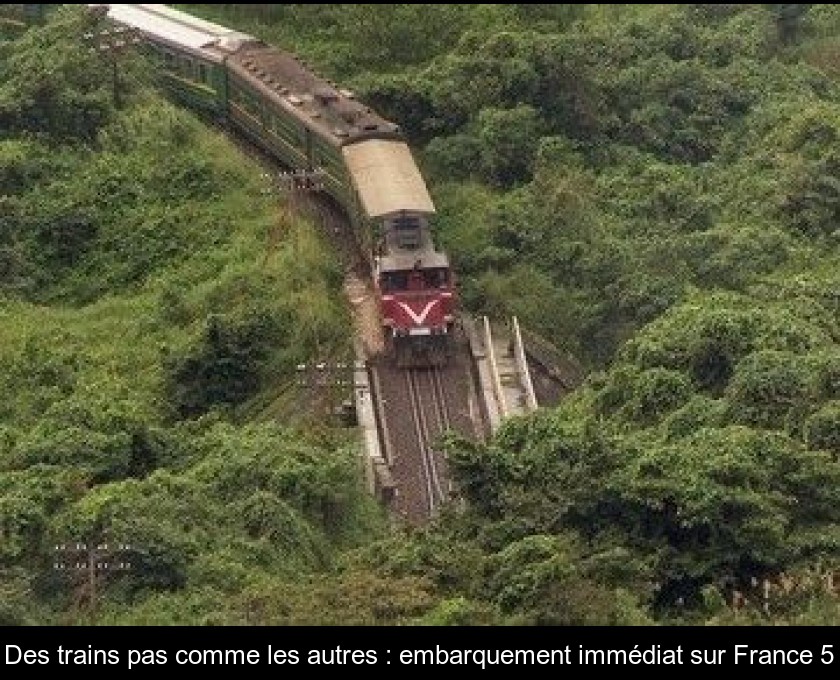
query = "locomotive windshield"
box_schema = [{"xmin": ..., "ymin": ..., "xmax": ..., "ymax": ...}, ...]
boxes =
[{"xmin": 381, "ymin": 267, "xmax": 449, "ymax": 292}]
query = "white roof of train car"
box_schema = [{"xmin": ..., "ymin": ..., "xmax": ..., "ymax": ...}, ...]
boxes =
[
  {"xmin": 342, "ymin": 140, "xmax": 435, "ymax": 219},
  {"xmin": 90, "ymin": 4, "xmax": 252, "ymax": 55}
]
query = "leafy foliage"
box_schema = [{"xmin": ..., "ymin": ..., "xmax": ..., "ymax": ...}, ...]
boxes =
[
  {"xmin": 7, "ymin": 2, "xmax": 840, "ymax": 625},
  {"xmin": 0, "ymin": 6, "xmax": 371, "ymax": 625}
]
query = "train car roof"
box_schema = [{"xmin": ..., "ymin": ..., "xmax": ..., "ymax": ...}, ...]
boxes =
[
  {"xmin": 89, "ymin": 4, "xmax": 254, "ymax": 60},
  {"xmin": 90, "ymin": 5, "xmax": 436, "ymax": 219},
  {"xmin": 343, "ymin": 140, "xmax": 435, "ymax": 219},
  {"xmin": 229, "ymin": 45, "xmax": 403, "ymax": 147}
]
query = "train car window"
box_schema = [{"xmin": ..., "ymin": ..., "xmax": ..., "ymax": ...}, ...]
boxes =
[
  {"xmin": 279, "ymin": 118, "xmax": 299, "ymax": 144},
  {"xmin": 425, "ymin": 268, "xmax": 448, "ymax": 288},
  {"xmin": 321, "ymin": 148, "xmax": 340, "ymax": 172},
  {"xmin": 394, "ymin": 216, "xmax": 420, "ymax": 231},
  {"xmin": 381, "ymin": 272, "xmax": 408, "ymax": 292},
  {"xmin": 408, "ymin": 269, "xmax": 425, "ymax": 291},
  {"xmin": 381, "ymin": 267, "xmax": 447, "ymax": 291}
]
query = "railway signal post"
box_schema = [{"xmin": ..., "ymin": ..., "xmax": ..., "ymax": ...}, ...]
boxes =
[{"xmin": 53, "ymin": 537, "xmax": 133, "ymax": 617}]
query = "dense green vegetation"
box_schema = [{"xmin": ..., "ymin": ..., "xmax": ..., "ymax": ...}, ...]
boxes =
[
  {"xmin": 4, "ymin": 3, "xmax": 840, "ymax": 625},
  {"xmin": 189, "ymin": 3, "xmax": 840, "ymax": 624},
  {"xmin": 0, "ymin": 6, "xmax": 372, "ymax": 625}
]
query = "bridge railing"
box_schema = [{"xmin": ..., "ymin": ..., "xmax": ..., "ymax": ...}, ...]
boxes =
[
  {"xmin": 482, "ymin": 316, "xmax": 508, "ymax": 419},
  {"xmin": 511, "ymin": 316, "xmax": 538, "ymax": 412}
]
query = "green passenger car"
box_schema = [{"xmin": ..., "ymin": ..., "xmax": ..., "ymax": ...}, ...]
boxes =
[{"xmin": 142, "ymin": 42, "xmax": 227, "ymax": 116}]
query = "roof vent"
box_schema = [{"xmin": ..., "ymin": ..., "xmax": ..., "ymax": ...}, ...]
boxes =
[
  {"xmin": 339, "ymin": 88, "xmax": 355, "ymax": 100},
  {"xmin": 218, "ymin": 37, "xmax": 246, "ymax": 52},
  {"xmin": 314, "ymin": 86, "xmax": 339, "ymax": 106},
  {"xmin": 288, "ymin": 95, "xmax": 303, "ymax": 106},
  {"xmin": 334, "ymin": 128, "xmax": 349, "ymax": 138}
]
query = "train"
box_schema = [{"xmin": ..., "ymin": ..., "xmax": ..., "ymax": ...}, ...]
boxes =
[{"xmin": 87, "ymin": 3, "xmax": 456, "ymax": 367}]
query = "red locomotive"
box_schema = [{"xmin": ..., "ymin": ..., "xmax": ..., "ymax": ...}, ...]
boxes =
[{"xmin": 374, "ymin": 212, "xmax": 455, "ymax": 367}]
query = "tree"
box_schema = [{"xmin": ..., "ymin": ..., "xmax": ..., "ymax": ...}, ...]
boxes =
[
  {"xmin": 725, "ymin": 350, "xmax": 815, "ymax": 430},
  {"xmin": 342, "ymin": 4, "xmax": 469, "ymax": 69},
  {"xmin": 476, "ymin": 105, "xmax": 542, "ymax": 187},
  {"xmin": 485, "ymin": 533, "xmax": 649, "ymax": 624},
  {"xmin": 164, "ymin": 313, "xmax": 278, "ymax": 418},
  {"xmin": 805, "ymin": 403, "xmax": 840, "ymax": 455},
  {"xmin": 0, "ymin": 6, "xmax": 116, "ymax": 141},
  {"xmin": 608, "ymin": 427, "xmax": 840, "ymax": 603},
  {"xmin": 768, "ymin": 4, "xmax": 812, "ymax": 45},
  {"xmin": 232, "ymin": 571, "xmax": 437, "ymax": 625}
]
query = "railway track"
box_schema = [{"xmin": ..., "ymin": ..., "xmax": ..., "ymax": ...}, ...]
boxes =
[
  {"xmin": 405, "ymin": 367, "xmax": 450, "ymax": 517},
  {"xmin": 372, "ymin": 328, "xmax": 485, "ymax": 524}
]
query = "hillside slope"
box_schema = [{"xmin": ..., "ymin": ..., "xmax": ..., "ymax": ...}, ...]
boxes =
[
  {"xmin": 191, "ymin": 3, "xmax": 840, "ymax": 623},
  {"xmin": 0, "ymin": 6, "xmax": 394, "ymax": 625}
]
